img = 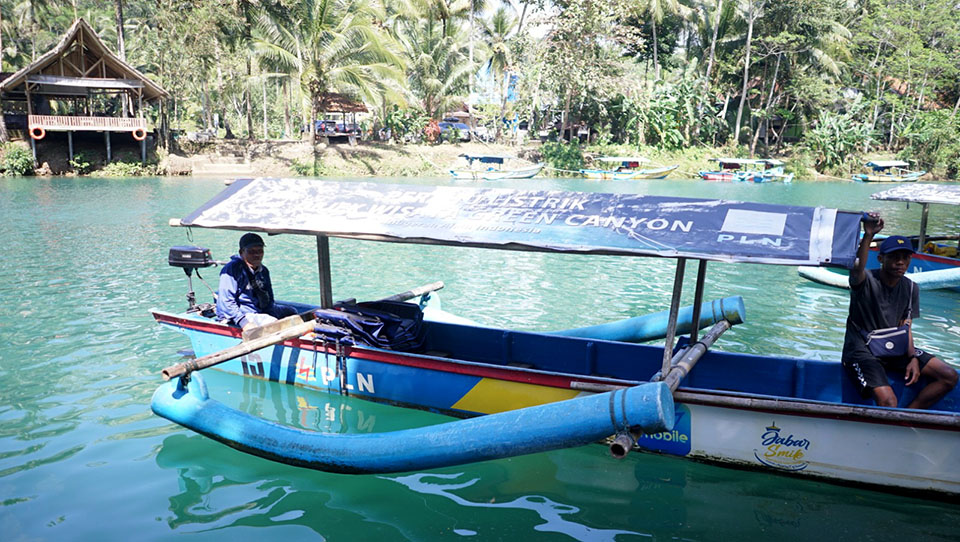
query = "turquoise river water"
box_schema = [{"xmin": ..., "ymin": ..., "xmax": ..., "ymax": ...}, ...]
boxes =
[{"xmin": 1, "ymin": 175, "xmax": 959, "ymax": 541}]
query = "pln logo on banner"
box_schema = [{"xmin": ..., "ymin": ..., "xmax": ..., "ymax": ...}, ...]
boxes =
[
  {"xmin": 636, "ymin": 404, "xmax": 691, "ymax": 456},
  {"xmin": 753, "ymin": 422, "xmax": 811, "ymax": 471}
]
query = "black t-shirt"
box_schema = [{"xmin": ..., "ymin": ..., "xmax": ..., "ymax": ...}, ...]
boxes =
[{"xmin": 842, "ymin": 268, "xmax": 919, "ymax": 362}]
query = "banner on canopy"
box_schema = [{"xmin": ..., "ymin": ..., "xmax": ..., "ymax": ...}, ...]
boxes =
[{"xmin": 179, "ymin": 179, "xmax": 861, "ymax": 267}]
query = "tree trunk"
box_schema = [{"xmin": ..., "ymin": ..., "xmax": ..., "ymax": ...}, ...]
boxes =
[
  {"xmin": 752, "ymin": 53, "xmax": 780, "ymax": 156},
  {"xmin": 203, "ymin": 78, "xmax": 212, "ymax": 130},
  {"xmin": 733, "ymin": 10, "xmax": 754, "ymax": 144},
  {"xmin": 246, "ymin": 58, "xmax": 254, "ymax": 140},
  {"xmin": 283, "ymin": 78, "xmax": 292, "ymax": 138},
  {"xmin": 115, "ymin": 0, "xmax": 126, "ymax": 60},
  {"xmin": 262, "ymin": 77, "xmax": 268, "ymax": 139},
  {"xmin": 705, "ymin": 0, "xmax": 722, "ymax": 84},
  {"xmin": 652, "ymin": 19, "xmax": 660, "ymax": 81}
]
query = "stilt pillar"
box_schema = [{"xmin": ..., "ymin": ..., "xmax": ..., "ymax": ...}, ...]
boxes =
[{"xmin": 105, "ymin": 131, "xmax": 111, "ymax": 162}]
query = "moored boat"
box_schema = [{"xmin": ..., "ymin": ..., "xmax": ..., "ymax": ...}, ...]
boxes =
[
  {"xmin": 450, "ymin": 154, "xmax": 543, "ymax": 180},
  {"xmin": 699, "ymin": 158, "xmax": 793, "ymax": 183},
  {"xmin": 798, "ymin": 184, "xmax": 960, "ymax": 291},
  {"xmin": 150, "ymin": 178, "xmax": 960, "ymax": 496},
  {"xmin": 580, "ymin": 157, "xmax": 678, "ymax": 180},
  {"xmin": 851, "ymin": 160, "xmax": 927, "ymax": 183}
]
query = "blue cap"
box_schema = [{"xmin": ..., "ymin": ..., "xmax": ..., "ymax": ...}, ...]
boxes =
[
  {"xmin": 878, "ymin": 235, "xmax": 915, "ymax": 254},
  {"xmin": 239, "ymin": 233, "xmax": 265, "ymax": 251}
]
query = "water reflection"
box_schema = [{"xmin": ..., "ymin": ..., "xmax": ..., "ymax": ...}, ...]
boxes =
[{"xmin": 386, "ymin": 472, "xmax": 643, "ymax": 541}]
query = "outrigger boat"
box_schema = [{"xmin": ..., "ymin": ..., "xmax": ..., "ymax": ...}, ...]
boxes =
[
  {"xmin": 579, "ymin": 157, "xmax": 678, "ymax": 180},
  {"xmin": 150, "ymin": 178, "xmax": 960, "ymax": 495},
  {"xmin": 699, "ymin": 158, "xmax": 793, "ymax": 183},
  {"xmin": 799, "ymin": 184, "xmax": 960, "ymax": 291},
  {"xmin": 449, "ymin": 154, "xmax": 544, "ymax": 180},
  {"xmin": 852, "ymin": 160, "xmax": 927, "ymax": 183}
]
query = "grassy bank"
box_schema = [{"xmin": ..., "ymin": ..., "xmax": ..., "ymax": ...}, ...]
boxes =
[{"xmin": 15, "ymin": 135, "xmax": 906, "ymax": 181}]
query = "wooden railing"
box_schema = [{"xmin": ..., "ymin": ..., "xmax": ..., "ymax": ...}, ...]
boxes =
[{"xmin": 28, "ymin": 115, "xmax": 146, "ymax": 132}]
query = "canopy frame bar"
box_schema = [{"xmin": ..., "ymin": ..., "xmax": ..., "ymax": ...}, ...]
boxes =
[{"xmin": 316, "ymin": 235, "xmax": 333, "ymax": 308}]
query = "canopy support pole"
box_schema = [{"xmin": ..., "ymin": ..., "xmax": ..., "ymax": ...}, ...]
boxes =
[
  {"xmin": 660, "ymin": 258, "xmax": 686, "ymax": 379},
  {"xmin": 688, "ymin": 260, "xmax": 708, "ymax": 344},
  {"xmin": 919, "ymin": 203, "xmax": 929, "ymax": 250},
  {"xmin": 316, "ymin": 235, "xmax": 333, "ymax": 308}
]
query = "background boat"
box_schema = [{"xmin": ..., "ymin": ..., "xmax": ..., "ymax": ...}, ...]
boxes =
[
  {"xmin": 699, "ymin": 158, "xmax": 792, "ymax": 183},
  {"xmin": 450, "ymin": 154, "xmax": 543, "ymax": 180},
  {"xmin": 852, "ymin": 160, "xmax": 927, "ymax": 182},
  {"xmin": 580, "ymin": 156, "xmax": 678, "ymax": 180}
]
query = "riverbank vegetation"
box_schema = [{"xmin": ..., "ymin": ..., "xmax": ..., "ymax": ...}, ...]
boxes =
[{"xmin": 2, "ymin": 0, "xmax": 959, "ymax": 178}]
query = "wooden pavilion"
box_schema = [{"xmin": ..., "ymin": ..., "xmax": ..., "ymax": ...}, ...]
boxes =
[{"xmin": 0, "ymin": 18, "xmax": 168, "ymax": 164}]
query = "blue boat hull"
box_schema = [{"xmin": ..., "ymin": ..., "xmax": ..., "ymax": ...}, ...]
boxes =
[{"xmin": 151, "ymin": 306, "xmax": 960, "ymax": 493}]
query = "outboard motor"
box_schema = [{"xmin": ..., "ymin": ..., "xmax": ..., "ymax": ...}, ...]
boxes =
[{"xmin": 168, "ymin": 246, "xmax": 218, "ymax": 315}]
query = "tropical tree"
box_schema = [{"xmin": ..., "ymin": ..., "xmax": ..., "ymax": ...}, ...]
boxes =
[
  {"xmin": 482, "ymin": 5, "xmax": 517, "ymax": 140},
  {"xmin": 254, "ymin": 0, "xmax": 405, "ymax": 145},
  {"xmin": 389, "ymin": 0, "xmax": 473, "ymax": 119},
  {"xmin": 732, "ymin": 0, "xmax": 764, "ymax": 143},
  {"xmin": 635, "ymin": 0, "xmax": 683, "ymax": 81}
]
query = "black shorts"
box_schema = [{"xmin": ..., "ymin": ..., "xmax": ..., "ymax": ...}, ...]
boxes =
[{"xmin": 844, "ymin": 349, "xmax": 935, "ymax": 398}]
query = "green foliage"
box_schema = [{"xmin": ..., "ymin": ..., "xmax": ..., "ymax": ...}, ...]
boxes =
[
  {"xmin": 802, "ymin": 110, "xmax": 872, "ymax": 173},
  {"xmin": 628, "ymin": 79, "xmax": 725, "ymax": 150},
  {"xmin": 384, "ymin": 106, "xmax": 429, "ymax": 143},
  {"xmin": 540, "ymin": 141, "xmax": 583, "ymax": 175},
  {"xmin": 0, "ymin": 144, "xmax": 34, "ymax": 177},
  {"xmin": 69, "ymin": 152, "xmax": 92, "ymax": 175},
  {"xmin": 97, "ymin": 161, "xmax": 157, "ymax": 177},
  {"xmin": 899, "ymin": 111, "xmax": 960, "ymax": 179}
]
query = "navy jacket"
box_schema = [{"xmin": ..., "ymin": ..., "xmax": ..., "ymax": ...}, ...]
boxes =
[{"xmin": 216, "ymin": 255, "xmax": 278, "ymax": 327}]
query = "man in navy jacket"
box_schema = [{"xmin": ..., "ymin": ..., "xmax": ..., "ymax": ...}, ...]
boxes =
[{"xmin": 216, "ymin": 233, "xmax": 297, "ymax": 329}]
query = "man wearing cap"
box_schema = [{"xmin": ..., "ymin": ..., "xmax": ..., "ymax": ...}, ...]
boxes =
[
  {"xmin": 842, "ymin": 213, "xmax": 957, "ymax": 409},
  {"xmin": 216, "ymin": 233, "xmax": 297, "ymax": 329}
]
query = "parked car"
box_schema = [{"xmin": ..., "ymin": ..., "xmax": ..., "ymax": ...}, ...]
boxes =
[
  {"xmin": 335, "ymin": 122, "xmax": 359, "ymax": 134},
  {"xmin": 314, "ymin": 120, "xmax": 338, "ymax": 134},
  {"xmin": 438, "ymin": 118, "xmax": 471, "ymax": 141}
]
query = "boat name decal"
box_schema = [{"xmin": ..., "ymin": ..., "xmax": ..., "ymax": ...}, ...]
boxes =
[
  {"xmin": 294, "ymin": 355, "xmax": 375, "ymax": 393},
  {"xmin": 753, "ymin": 422, "xmax": 810, "ymax": 472},
  {"xmin": 636, "ymin": 404, "xmax": 691, "ymax": 456},
  {"xmin": 241, "ymin": 353, "xmax": 264, "ymax": 377}
]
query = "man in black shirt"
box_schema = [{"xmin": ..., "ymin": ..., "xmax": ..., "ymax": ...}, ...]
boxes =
[{"xmin": 842, "ymin": 213, "xmax": 957, "ymax": 409}]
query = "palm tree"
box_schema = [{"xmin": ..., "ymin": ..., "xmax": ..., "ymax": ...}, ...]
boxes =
[
  {"xmin": 482, "ymin": 5, "xmax": 517, "ymax": 141},
  {"xmin": 636, "ymin": 0, "xmax": 682, "ymax": 81},
  {"xmin": 253, "ymin": 0, "xmax": 405, "ymax": 141},
  {"xmin": 394, "ymin": 11, "xmax": 472, "ymax": 118}
]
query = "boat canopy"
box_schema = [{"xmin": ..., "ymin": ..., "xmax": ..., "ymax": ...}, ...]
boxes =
[
  {"xmin": 713, "ymin": 158, "xmax": 784, "ymax": 166},
  {"xmin": 598, "ymin": 156, "xmax": 650, "ymax": 163},
  {"xmin": 176, "ymin": 178, "xmax": 861, "ymax": 267},
  {"xmin": 871, "ymin": 184, "xmax": 960, "ymax": 206},
  {"xmin": 866, "ymin": 160, "xmax": 910, "ymax": 169},
  {"xmin": 460, "ymin": 154, "xmax": 506, "ymax": 164}
]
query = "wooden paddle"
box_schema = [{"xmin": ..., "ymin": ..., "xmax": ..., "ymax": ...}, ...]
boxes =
[
  {"xmin": 161, "ymin": 317, "xmax": 317, "ymax": 381},
  {"xmin": 160, "ymin": 281, "xmax": 445, "ymax": 381}
]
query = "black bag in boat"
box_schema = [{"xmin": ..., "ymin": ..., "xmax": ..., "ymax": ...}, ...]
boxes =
[{"xmin": 311, "ymin": 300, "xmax": 425, "ymax": 352}]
